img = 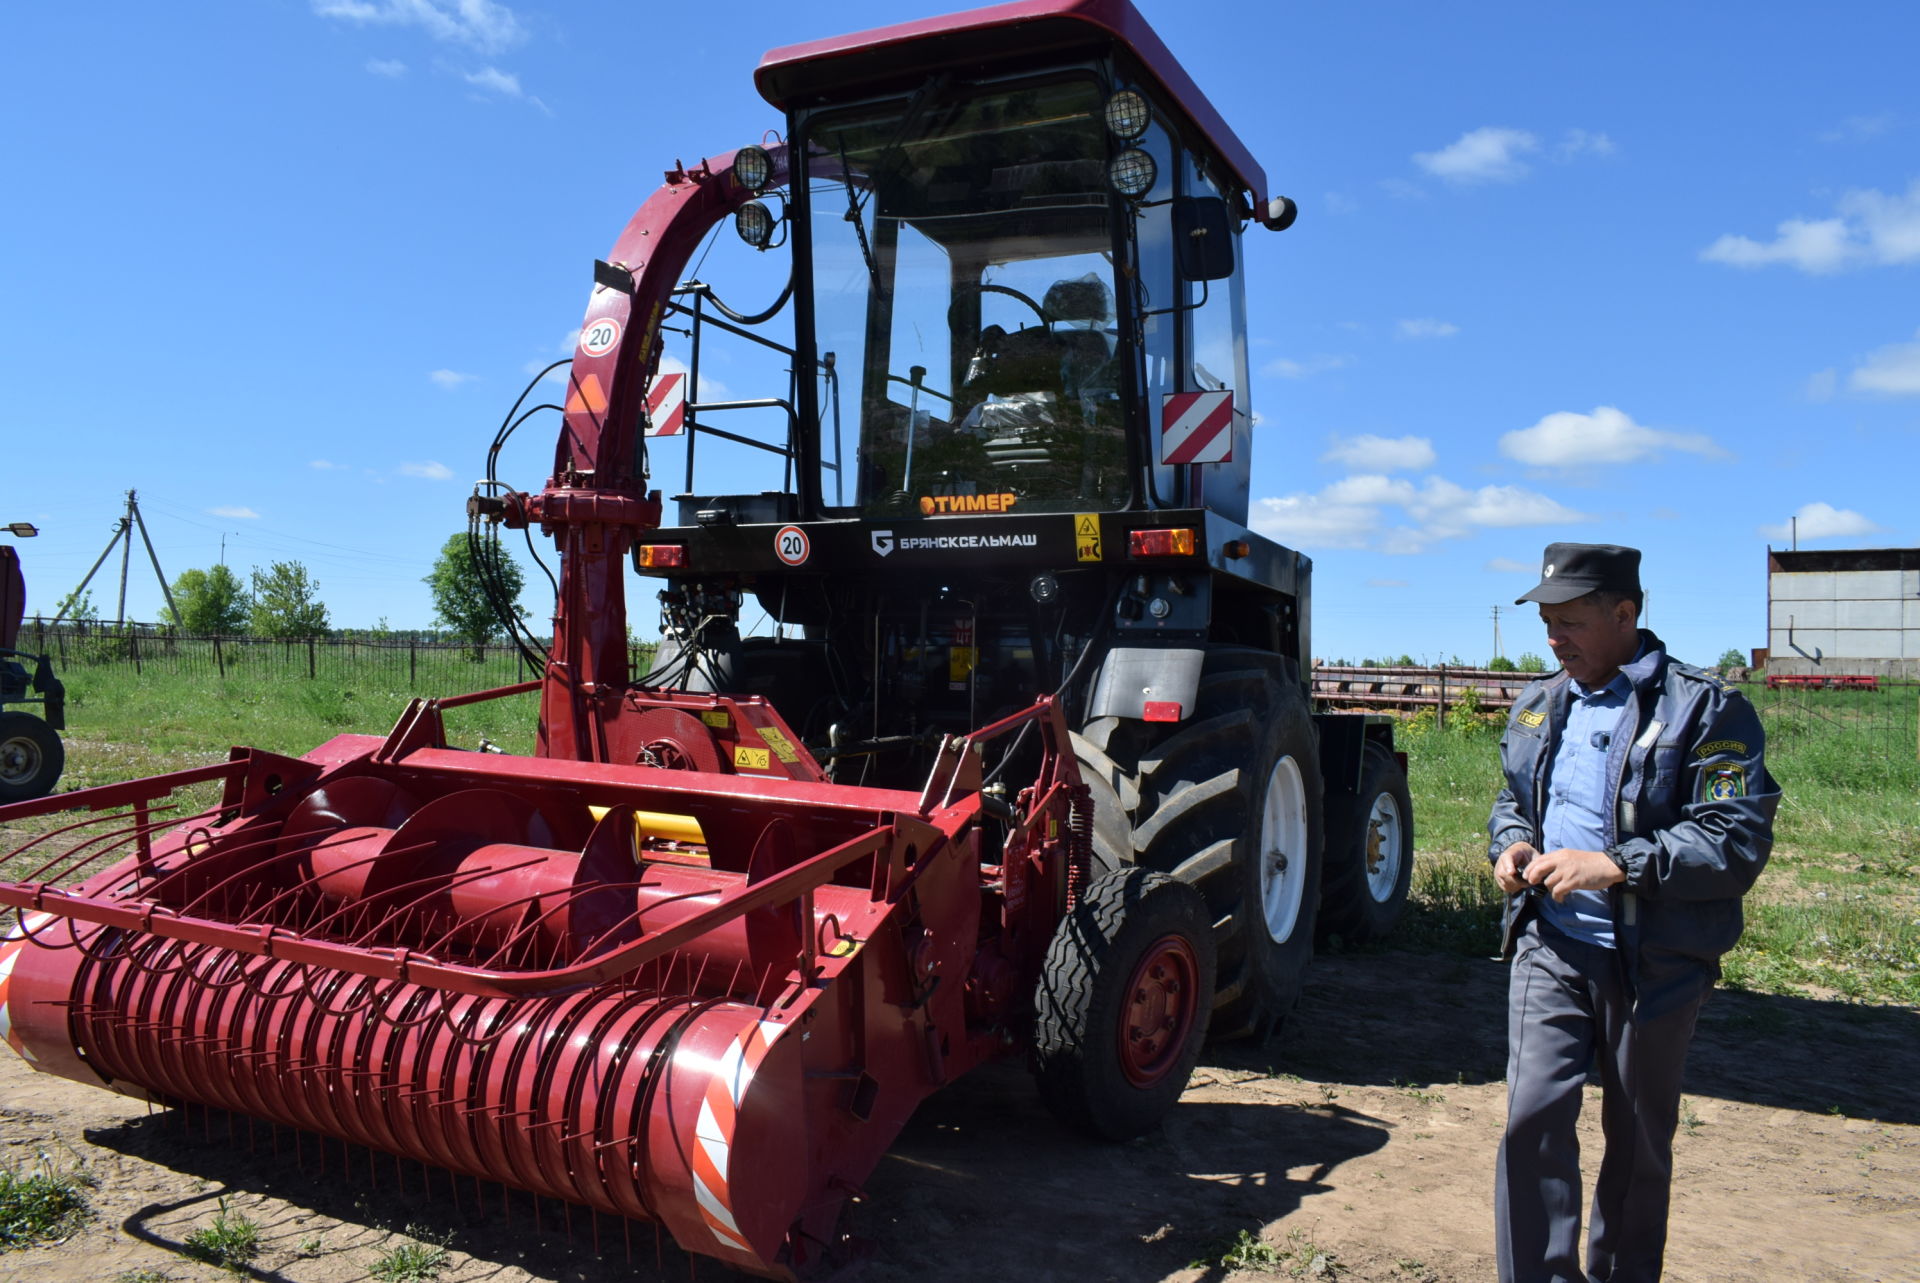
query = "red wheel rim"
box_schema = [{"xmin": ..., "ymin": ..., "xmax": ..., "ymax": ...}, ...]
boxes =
[{"xmin": 1118, "ymin": 933, "xmax": 1200, "ymax": 1088}]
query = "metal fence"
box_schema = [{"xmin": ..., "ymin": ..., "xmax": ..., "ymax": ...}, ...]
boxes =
[{"xmin": 11, "ymin": 620, "xmax": 658, "ymax": 691}]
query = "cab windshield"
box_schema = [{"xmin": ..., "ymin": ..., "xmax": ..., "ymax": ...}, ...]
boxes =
[{"xmin": 803, "ymin": 77, "xmax": 1127, "ymax": 517}]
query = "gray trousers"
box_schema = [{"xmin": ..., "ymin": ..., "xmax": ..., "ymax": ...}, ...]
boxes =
[{"xmin": 1496, "ymin": 916, "xmax": 1706, "ymax": 1283}]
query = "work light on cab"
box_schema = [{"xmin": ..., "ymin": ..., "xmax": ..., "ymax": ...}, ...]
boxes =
[
  {"xmin": 733, "ymin": 144, "xmax": 773, "ymax": 193},
  {"xmin": 735, "ymin": 200, "xmax": 776, "ymax": 248},
  {"xmin": 1108, "ymin": 147, "xmax": 1156, "ymax": 198},
  {"xmin": 1104, "ymin": 89, "xmax": 1150, "ymax": 140}
]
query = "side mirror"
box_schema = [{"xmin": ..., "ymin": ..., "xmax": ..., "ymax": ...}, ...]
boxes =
[{"xmin": 1173, "ymin": 196, "xmax": 1235, "ymax": 281}]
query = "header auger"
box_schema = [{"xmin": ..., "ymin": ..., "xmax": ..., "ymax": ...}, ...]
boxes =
[{"xmin": 1, "ymin": 1, "xmax": 1413, "ymax": 1276}]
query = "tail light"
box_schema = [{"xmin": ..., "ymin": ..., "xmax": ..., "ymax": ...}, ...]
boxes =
[
  {"xmin": 636, "ymin": 544, "xmax": 687, "ymax": 569},
  {"xmin": 1127, "ymin": 528, "xmax": 1196, "ymax": 558}
]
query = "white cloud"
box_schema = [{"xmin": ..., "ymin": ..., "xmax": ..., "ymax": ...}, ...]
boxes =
[
  {"xmin": 1805, "ymin": 367, "xmax": 1838, "ymax": 402},
  {"xmin": 1700, "ymin": 178, "xmax": 1920, "ymax": 273},
  {"xmin": 1321, "ymin": 433, "xmax": 1436, "ymax": 472},
  {"xmin": 311, "ymin": 0, "xmax": 524, "ymax": 53},
  {"xmin": 1553, "ymin": 128, "xmax": 1617, "ymax": 161},
  {"xmin": 1264, "ymin": 353, "xmax": 1351, "ymax": 379},
  {"xmin": 1414, "ymin": 127, "xmax": 1539, "ymax": 184},
  {"xmin": 1396, "ymin": 318, "xmax": 1459, "ymax": 340},
  {"xmin": 1758, "ymin": 502, "xmax": 1884, "ymax": 542},
  {"xmin": 365, "ymin": 57, "xmax": 407, "ymax": 77},
  {"xmin": 309, "ymin": 459, "xmax": 347, "ymax": 470},
  {"xmin": 1485, "ymin": 557, "xmax": 1534, "ymax": 574},
  {"xmin": 1499, "ymin": 406, "xmax": 1724, "ymax": 467},
  {"xmin": 1850, "ymin": 328, "xmax": 1920, "ymax": 396},
  {"xmin": 1251, "ymin": 474, "xmax": 1586, "ymax": 552},
  {"xmin": 1699, "ymin": 217, "xmax": 1854, "ymax": 273},
  {"xmin": 208, "ymin": 506, "xmax": 261, "ymax": 520},
  {"xmin": 463, "ymin": 65, "xmax": 520, "ymax": 96},
  {"xmin": 428, "ymin": 368, "xmax": 476, "ymax": 388},
  {"xmin": 399, "ymin": 461, "xmax": 454, "ymax": 480}
]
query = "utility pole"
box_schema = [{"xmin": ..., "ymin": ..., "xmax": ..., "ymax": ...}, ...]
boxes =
[
  {"xmin": 1491, "ymin": 604, "xmax": 1502, "ymax": 662},
  {"xmin": 54, "ymin": 491, "xmax": 181, "ymax": 628}
]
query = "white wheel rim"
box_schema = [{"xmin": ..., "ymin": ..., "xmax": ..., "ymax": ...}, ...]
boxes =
[
  {"xmin": 1364, "ymin": 791, "xmax": 1405, "ymax": 902},
  {"xmin": 1259, "ymin": 755, "xmax": 1309, "ymax": 943}
]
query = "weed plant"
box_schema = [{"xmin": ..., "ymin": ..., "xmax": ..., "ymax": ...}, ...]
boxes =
[
  {"xmin": 181, "ymin": 1197, "xmax": 262, "ymax": 1274},
  {"xmin": 371, "ymin": 1233, "xmax": 451, "ymax": 1282},
  {"xmin": 0, "ymin": 1152, "xmax": 91, "ymax": 1250}
]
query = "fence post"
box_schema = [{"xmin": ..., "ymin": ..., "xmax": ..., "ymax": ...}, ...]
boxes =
[
  {"xmin": 213, "ymin": 633, "xmax": 225, "ymax": 678},
  {"xmin": 129, "ymin": 627, "xmax": 143, "ymax": 676},
  {"xmin": 308, "ymin": 636, "xmax": 317, "ymax": 679},
  {"xmin": 1437, "ymin": 663, "xmax": 1447, "ymax": 730},
  {"xmin": 410, "ymin": 638, "xmax": 417, "ymax": 686}
]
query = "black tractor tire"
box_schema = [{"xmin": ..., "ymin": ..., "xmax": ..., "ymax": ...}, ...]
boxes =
[
  {"xmin": 1031, "ymin": 868, "xmax": 1215, "ymax": 1141},
  {"xmin": 1072, "ymin": 648, "xmax": 1325, "ymax": 1042},
  {"xmin": 0, "ymin": 711, "xmax": 63, "ymax": 803},
  {"xmin": 1316, "ymin": 741, "xmax": 1414, "ymax": 946}
]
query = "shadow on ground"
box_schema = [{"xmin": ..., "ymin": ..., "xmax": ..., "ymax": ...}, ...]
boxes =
[{"xmin": 85, "ymin": 1057, "xmax": 1390, "ymax": 1283}]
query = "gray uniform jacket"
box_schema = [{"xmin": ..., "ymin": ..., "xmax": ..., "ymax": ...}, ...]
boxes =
[{"xmin": 1488, "ymin": 631, "xmax": 1779, "ymax": 1016}]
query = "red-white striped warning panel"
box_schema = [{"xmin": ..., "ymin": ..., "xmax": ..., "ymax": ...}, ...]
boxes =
[
  {"xmin": 645, "ymin": 371, "xmax": 687, "ymax": 437},
  {"xmin": 1160, "ymin": 389, "xmax": 1235, "ymax": 464}
]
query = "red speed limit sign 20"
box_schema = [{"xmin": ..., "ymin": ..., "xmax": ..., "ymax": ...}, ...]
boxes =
[{"xmin": 774, "ymin": 525, "xmax": 810, "ymax": 566}]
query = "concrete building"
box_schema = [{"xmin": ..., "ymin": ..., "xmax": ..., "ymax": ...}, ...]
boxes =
[{"xmin": 1767, "ymin": 548, "xmax": 1920, "ymax": 677}]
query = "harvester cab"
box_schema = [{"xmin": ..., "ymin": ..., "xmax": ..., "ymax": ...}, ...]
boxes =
[{"xmin": 0, "ymin": 3, "xmax": 1411, "ymax": 1279}]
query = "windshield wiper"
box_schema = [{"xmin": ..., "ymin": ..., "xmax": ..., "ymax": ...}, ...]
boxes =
[{"xmin": 832, "ymin": 73, "xmax": 953, "ymax": 288}]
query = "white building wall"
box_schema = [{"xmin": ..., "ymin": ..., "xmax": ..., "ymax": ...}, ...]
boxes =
[{"xmin": 1769, "ymin": 567, "xmax": 1916, "ymax": 668}]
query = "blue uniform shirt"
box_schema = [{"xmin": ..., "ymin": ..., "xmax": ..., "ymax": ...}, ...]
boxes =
[{"xmin": 1538, "ymin": 652, "xmax": 1642, "ymax": 948}]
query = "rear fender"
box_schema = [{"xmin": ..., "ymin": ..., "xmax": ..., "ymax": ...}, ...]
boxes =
[{"xmin": 1088, "ymin": 646, "xmax": 1204, "ymax": 722}]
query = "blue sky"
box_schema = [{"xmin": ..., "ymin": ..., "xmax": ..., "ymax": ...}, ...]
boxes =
[{"xmin": 4, "ymin": 1, "xmax": 1916, "ymax": 668}]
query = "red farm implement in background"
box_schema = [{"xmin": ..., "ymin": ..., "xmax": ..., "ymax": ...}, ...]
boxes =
[{"xmin": 1, "ymin": 1, "xmax": 1415, "ymax": 1276}]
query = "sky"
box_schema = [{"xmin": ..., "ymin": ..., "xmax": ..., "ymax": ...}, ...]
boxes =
[{"xmin": 4, "ymin": 1, "xmax": 1917, "ymax": 668}]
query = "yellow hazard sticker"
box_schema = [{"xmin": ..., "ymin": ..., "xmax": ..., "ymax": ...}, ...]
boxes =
[
  {"xmin": 733, "ymin": 745, "xmax": 771, "ymax": 770},
  {"xmin": 1075, "ymin": 512, "xmax": 1102, "ymax": 562},
  {"xmin": 701, "ymin": 709, "xmax": 731, "ymax": 728},
  {"xmin": 827, "ymin": 936, "xmax": 858, "ymax": 958},
  {"xmin": 757, "ymin": 725, "xmax": 799, "ymax": 763}
]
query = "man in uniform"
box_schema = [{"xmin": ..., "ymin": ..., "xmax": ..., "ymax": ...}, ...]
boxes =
[{"xmin": 1488, "ymin": 542, "xmax": 1778, "ymax": 1283}]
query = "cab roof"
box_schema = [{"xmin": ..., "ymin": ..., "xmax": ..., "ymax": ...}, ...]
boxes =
[{"xmin": 755, "ymin": 0, "xmax": 1268, "ymax": 205}]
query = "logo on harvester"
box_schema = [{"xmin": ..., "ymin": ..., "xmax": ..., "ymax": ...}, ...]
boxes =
[
  {"xmin": 871, "ymin": 529, "xmax": 895, "ymax": 557},
  {"xmin": 918, "ymin": 493, "xmax": 1017, "ymax": 515}
]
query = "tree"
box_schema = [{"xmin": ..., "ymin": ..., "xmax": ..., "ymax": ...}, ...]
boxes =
[
  {"xmin": 52, "ymin": 587, "xmax": 98, "ymax": 622},
  {"xmin": 424, "ymin": 533, "xmax": 524, "ymax": 660},
  {"xmin": 1516, "ymin": 652, "xmax": 1548, "ymax": 673},
  {"xmin": 1488, "ymin": 655, "xmax": 1517, "ymax": 672},
  {"xmin": 1716, "ymin": 648, "xmax": 1746, "ymax": 671},
  {"xmin": 164, "ymin": 564, "xmax": 250, "ymax": 634},
  {"xmin": 249, "ymin": 561, "xmax": 330, "ymax": 638}
]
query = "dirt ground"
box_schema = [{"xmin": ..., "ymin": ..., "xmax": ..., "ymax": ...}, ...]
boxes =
[{"xmin": 4, "ymin": 945, "xmax": 1917, "ymax": 1283}]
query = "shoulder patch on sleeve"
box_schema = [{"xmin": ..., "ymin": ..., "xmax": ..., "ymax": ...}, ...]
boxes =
[{"xmin": 1701, "ymin": 763, "xmax": 1747, "ymax": 802}]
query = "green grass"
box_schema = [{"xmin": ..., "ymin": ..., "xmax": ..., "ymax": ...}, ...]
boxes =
[
  {"xmin": 370, "ymin": 1233, "xmax": 451, "ymax": 1282},
  {"xmin": 181, "ymin": 1198, "xmax": 262, "ymax": 1274},
  {"xmin": 1392, "ymin": 686, "xmax": 1920, "ymax": 1005},
  {"xmin": 0, "ymin": 1153, "xmax": 91, "ymax": 1251},
  {"xmin": 1194, "ymin": 1227, "xmax": 1340, "ymax": 1276}
]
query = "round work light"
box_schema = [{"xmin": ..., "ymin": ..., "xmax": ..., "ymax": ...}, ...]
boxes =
[
  {"xmin": 1108, "ymin": 148, "xmax": 1157, "ymax": 199},
  {"xmin": 1103, "ymin": 89, "xmax": 1150, "ymax": 141},
  {"xmin": 734, "ymin": 144, "xmax": 773, "ymax": 193},
  {"xmin": 735, "ymin": 200, "xmax": 776, "ymax": 249}
]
